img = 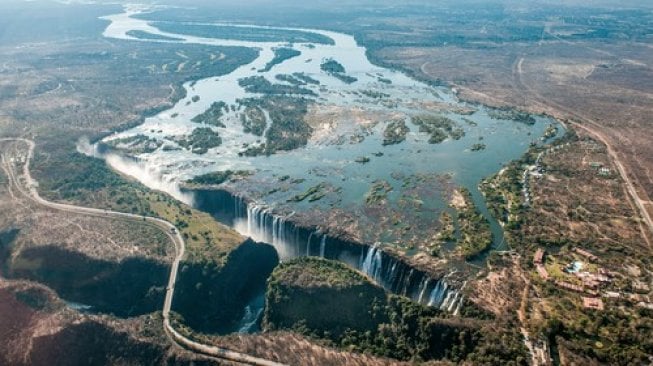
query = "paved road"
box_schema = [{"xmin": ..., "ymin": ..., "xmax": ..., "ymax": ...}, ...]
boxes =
[{"xmin": 0, "ymin": 138, "xmax": 285, "ymax": 366}]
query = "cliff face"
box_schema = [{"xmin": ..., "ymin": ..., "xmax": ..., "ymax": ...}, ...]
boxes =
[
  {"xmin": 5, "ymin": 244, "xmax": 169, "ymax": 317},
  {"xmin": 264, "ymin": 257, "xmax": 387, "ymax": 338},
  {"xmin": 172, "ymin": 238, "xmax": 279, "ymax": 334},
  {"xmin": 263, "ymin": 257, "xmax": 482, "ymax": 362},
  {"xmin": 0, "ymin": 283, "xmax": 216, "ymax": 366}
]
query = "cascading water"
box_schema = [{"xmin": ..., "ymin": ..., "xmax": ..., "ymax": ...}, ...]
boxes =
[
  {"xmin": 218, "ymin": 192, "xmax": 463, "ymax": 313},
  {"xmin": 319, "ymin": 234, "xmax": 326, "ymax": 258},
  {"xmin": 306, "ymin": 232, "xmax": 314, "ymax": 256},
  {"xmin": 360, "ymin": 244, "xmax": 384, "ymax": 283}
]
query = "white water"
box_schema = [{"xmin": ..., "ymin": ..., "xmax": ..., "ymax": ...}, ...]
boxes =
[
  {"xmin": 83, "ymin": 5, "xmax": 555, "ymax": 320},
  {"xmin": 93, "ymin": 5, "xmax": 561, "ymax": 251},
  {"xmin": 95, "ymin": 4, "xmax": 460, "ymax": 196}
]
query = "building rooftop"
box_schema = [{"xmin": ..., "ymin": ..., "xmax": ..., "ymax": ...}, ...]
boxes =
[{"xmin": 583, "ymin": 297, "xmax": 604, "ymax": 310}]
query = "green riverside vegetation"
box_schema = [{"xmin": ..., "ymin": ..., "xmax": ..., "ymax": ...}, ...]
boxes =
[
  {"xmin": 411, "ymin": 114, "xmax": 465, "ymax": 144},
  {"xmin": 456, "ymin": 188, "xmax": 493, "ymax": 259},
  {"xmin": 260, "ymin": 47, "xmax": 301, "ymax": 72},
  {"xmin": 264, "ymin": 257, "xmax": 528, "ymax": 364},
  {"xmin": 191, "ymin": 101, "xmax": 227, "ymax": 127}
]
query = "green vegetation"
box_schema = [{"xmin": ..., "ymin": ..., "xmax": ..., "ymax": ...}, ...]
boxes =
[
  {"xmin": 411, "ymin": 114, "xmax": 465, "ymax": 144},
  {"xmin": 264, "ymin": 258, "xmax": 528, "ymax": 363},
  {"xmin": 31, "ymin": 146, "xmax": 244, "ymax": 264},
  {"xmin": 365, "ymin": 180, "xmax": 393, "ymax": 205},
  {"xmin": 359, "ymin": 89, "xmax": 390, "ymax": 99},
  {"xmin": 185, "ymin": 170, "xmax": 251, "ymax": 186},
  {"xmin": 471, "ymin": 143, "xmax": 486, "ymax": 151},
  {"xmin": 269, "ymin": 257, "xmax": 368, "ymax": 289},
  {"xmin": 320, "ymin": 59, "xmax": 346, "ymax": 74},
  {"xmin": 152, "ymin": 22, "xmax": 335, "ymax": 45},
  {"xmin": 430, "ymin": 212, "xmax": 456, "ymax": 256},
  {"xmin": 275, "ymin": 74, "xmax": 304, "ymax": 85},
  {"xmin": 480, "ymin": 139, "xmax": 553, "ymax": 232},
  {"xmin": 125, "ymin": 30, "xmax": 183, "ymax": 41},
  {"xmin": 292, "ymin": 72, "xmax": 320, "ymax": 85},
  {"xmin": 382, "ymin": 119, "xmax": 409, "ymax": 145},
  {"xmin": 237, "ymin": 96, "xmax": 313, "ymax": 155},
  {"xmin": 239, "ymin": 106, "xmax": 267, "ymax": 136},
  {"xmin": 238, "ymin": 75, "xmax": 316, "ymax": 96},
  {"xmin": 288, "ymin": 183, "xmax": 327, "ymax": 202},
  {"xmin": 274, "ymin": 72, "xmax": 320, "ymax": 87},
  {"xmin": 176, "ymin": 127, "xmax": 222, "ymax": 154},
  {"xmin": 260, "ymin": 47, "xmax": 301, "ymax": 72},
  {"xmin": 456, "ymin": 188, "xmax": 492, "ymax": 259},
  {"xmin": 488, "ymin": 108, "xmax": 536, "ymax": 125},
  {"xmin": 320, "ymin": 59, "xmax": 357, "ymax": 84},
  {"xmin": 191, "ymin": 101, "xmax": 227, "ymax": 127},
  {"xmin": 105, "ymin": 134, "xmax": 162, "ymax": 154}
]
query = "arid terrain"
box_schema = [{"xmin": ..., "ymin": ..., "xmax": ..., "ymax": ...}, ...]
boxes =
[
  {"xmin": 1, "ymin": 1, "xmax": 652, "ymax": 365},
  {"xmin": 378, "ymin": 40, "xmax": 653, "ymax": 229}
]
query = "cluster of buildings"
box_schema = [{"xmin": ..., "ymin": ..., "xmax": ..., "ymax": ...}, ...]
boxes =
[
  {"xmin": 533, "ymin": 245, "xmax": 653, "ymax": 311},
  {"xmin": 522, "ymin": 152, "xmax": 545, "ymax": 207},
  {"xmin": 589, "ymin": 161, "xmax": 612, "ymax": 177},
  {"xmin": 533, "ymin": 247, "xmax": 609, "ymax": 310}
]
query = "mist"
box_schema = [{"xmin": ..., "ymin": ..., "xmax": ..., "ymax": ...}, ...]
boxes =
[{"xmin": 76, "ymin": 137, "xmax": 195, "ymax": 206}]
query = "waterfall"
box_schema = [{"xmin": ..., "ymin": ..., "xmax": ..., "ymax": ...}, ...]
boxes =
[
  {"xmin": 453, "ymin": 295, "xmax": 464, "ymax": 316},
  {"xmin": 387, "ymin": 262, "xmax": 398, "ymax": 290},
  {"xmin": 400, "ymin": 269, "xmax": 414, "ymax": 296},
  {"xmin": 427, "ymin": 280, "xmax": 447, "ymax": 307},
  {"xmin": 306, "ymin": 232, "xmax": 314, "ymax": 256},
  {"xmin": 417, "ymin": 278, "xmax": 430, "ymax": 304},
  {"xmin": 319, "ymin": 234, "xmax": 326, "ymax": 258},
  {"xmin": 361, "ymin": 244, "xmax": 383, "ymax": 282},
  {"xmin": 224, "ymin": 193, "xmax": 462, "ymax": 313}
]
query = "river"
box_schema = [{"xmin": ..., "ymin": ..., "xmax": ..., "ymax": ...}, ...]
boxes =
[{"xmin": 90, "ymin": 4, "xmax": 564, "ymax": 333}]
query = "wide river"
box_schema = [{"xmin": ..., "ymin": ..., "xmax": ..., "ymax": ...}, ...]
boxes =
[{"xmin": 88, "ymin": 4, "xmax": 566, "ymax": 333}]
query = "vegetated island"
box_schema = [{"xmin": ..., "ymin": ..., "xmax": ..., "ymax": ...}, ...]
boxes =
[
  {"xmin": 320, "ymin": 58, "xmax": 358, "ymax": 84},
  {"xmin": 260, "ymin": 47, "xmax": 301, "ymax": 72}
]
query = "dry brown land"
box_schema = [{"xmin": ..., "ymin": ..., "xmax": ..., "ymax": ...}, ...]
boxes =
[
  {"xmin": 528, "ymin": 137, "xmax": 652, "ymax": 255},
  {"xmin": 376, "ymin": 37, "xmax": 653, "ymax": 363},
  {"xmin": 376, "ymin": 40, "xmax": 653, "ymax": 232}
]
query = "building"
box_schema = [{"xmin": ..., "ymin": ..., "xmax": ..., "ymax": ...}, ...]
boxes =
[
  {"xmin": 604, "ymin": 291, "xmax": 620, "ymax": 299},
  {"xmin": 583, "ymin": 297, "xmax": 604, "ymax": 310},
  {"xmin": 582, "ymin": 278, "xmax": 600, "ymax": 290},
  {"xmin": 555, "ymin": 281, "xmax": 584, "ymax": 293},
  {"xmin": 536, "ymin": 264, "xmax": 550, "ymax": 281},
  {"xmin": 574, "ymin": 247, "xmax": 598, "ymax": 262}
]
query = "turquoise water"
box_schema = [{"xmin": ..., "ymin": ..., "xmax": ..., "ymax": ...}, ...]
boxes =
[{"xmin": 97, "ymin": 6, "xmax": 564, "ymax": 254}]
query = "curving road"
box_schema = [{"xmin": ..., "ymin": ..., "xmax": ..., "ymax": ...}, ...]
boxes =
[{"xmin": 0, "ymin": 138, "xmax": 285, "ymax": 366}]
